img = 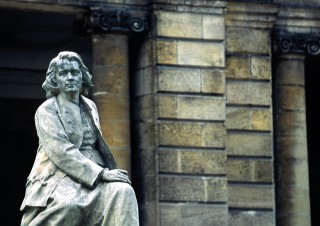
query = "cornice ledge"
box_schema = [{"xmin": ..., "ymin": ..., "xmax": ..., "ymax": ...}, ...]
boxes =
[{"xmin": 226, "ymin": 2, "xmax": 279, "ymax": 29}]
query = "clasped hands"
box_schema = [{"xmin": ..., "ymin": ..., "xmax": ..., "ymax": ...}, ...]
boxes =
[{"xmin": 101, "ymin": 168, "xmax": 131, "ymax": 184}]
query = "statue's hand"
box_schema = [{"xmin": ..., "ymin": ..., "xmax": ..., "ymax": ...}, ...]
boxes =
[{"xmin": 101, "ymin": 169, "xmax": 131, "ymax": 184}]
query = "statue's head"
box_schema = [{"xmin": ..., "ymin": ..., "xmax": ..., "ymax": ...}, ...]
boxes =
[{"xmin": 42, "ymin": 51, "xmax": 93, "ymax": 98}]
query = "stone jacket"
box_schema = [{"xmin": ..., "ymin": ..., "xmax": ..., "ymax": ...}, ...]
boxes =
[{"xmin": 20, "ymin": 95, "xmax": 117, "ymax": 211}]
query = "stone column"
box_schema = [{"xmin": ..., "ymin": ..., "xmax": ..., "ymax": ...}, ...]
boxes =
[
  {"xmin": 274, "ymin": 52, "xmax": 311, "ymax": 226},
  {"xmin": 92, "ymin": 33, "xmax": 131, "ymax": 173},
  {"xmin": 88, "ymin": 8, "xmax": 148, "ymax": 175}
]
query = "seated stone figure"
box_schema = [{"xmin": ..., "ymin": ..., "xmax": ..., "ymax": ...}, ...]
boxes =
[{"xmin": 20, "ymin": 51, "xmax": 139, "ymax": 226}]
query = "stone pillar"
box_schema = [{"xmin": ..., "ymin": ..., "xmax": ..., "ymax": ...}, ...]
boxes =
[
  {"xmin": 274, "ymin": 53, "xmax": 311, "ymax": 226},
  {"xmin": 88, "ymin": 8, "xmax": 148, "ymax": 175},
  {"xmin": 92, "ymin": 33, "xmax": 131, "ymax": 173}
]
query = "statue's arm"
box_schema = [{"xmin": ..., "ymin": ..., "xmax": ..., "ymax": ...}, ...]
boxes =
[{"xmin": 35, "ymin": 104, "xmax": 104, "ymax": 188}]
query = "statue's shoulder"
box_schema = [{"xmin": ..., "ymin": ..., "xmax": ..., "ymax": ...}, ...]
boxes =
[
  {"xmin": 36, "ymin": 97, "xmax": 57, "ymax": 114},
  {"xmin": 81, "ymin": 95, "xmax": 97, "ymax": 109}
]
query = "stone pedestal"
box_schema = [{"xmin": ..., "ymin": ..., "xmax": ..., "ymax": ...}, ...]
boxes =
[
  {"xmin": 274, "ymin": 53, "xmax": 311, "ymax": 226},
  {"xmin": 92, "ymin": 34, "xmax": 131, "ymax": 174}
]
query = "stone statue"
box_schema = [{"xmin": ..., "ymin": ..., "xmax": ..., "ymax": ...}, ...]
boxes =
[{"xmin": 20, "ymin": 51, "xmax": 139, "ymax": 226}]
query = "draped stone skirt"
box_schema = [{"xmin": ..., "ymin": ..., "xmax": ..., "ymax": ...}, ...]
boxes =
[{"xmin": 21, "ymin": 176, "xmax": 139, "ymax": 226}]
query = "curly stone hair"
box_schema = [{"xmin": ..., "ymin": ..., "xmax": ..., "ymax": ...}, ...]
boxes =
[{"xmin": 42, "ymin": 51, "xmax": 93, "ymax": 98}]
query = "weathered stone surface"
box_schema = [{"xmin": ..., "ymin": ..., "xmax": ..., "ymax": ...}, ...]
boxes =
[
  {"xmin": 157, "ymin": 40, "xmax": 177, "ymax": 64},
  {"xmin": 275, "ymin": 86, "xmax": 306, "ymax": 111},
  {"xmin": 137, "ymin": 121, "xmax": 155, "ymax": 149},
  {"xmin": 135, "ymin": 67, "xmax": 153, "ymax": 96},
  {"xmin": 178, "ymin": 41, "xmax": 225, "ymax": 67},
  {"xmin": 227, "ymin": 132, "xmax": 272, "ymax": 157},
  {"xmin": 227, "ymin": 107, "xmax": 273, "ymax": 131},
  {"xmin": 101, "ymin": 120, "xmax": 130, "ymax": 148},
  {"xmin": 160, "ymin": 175, "xmax": 228, "ymax": 202},
  {"xmin": 158, "ymin": 95, "xmax": 225, "ymax": 120},
  {"xmin": 94, "ymin": 94, "xmax": 129, "ymax": 120},
  {"xmin": 227, "ymin": 81, "xmax": 271, "ymax": 105},
  {"xmin": 156, "ymin": 11, "xmax": 224, "ymax": 40},
  {"xmin": 227, "ymin": 159, "xmax": 273, "ymax": 182},
  {"xmin": 93, "ymin": 66, "xmax": 129, "ymax": 94},
  {"xmin": 225, "ymin": 55, "xmax": 250, "ymax": 79},
  {"xmin": 276, "ymin": 111, "xmax": 307, "ymax": 136},
  {"xmin": 159, "ymin": 149, "xmax": 226, "ymax": 174},
  {"xmin": 226, "ymin": 27, "xmax": 270, "ymax": 54},
  {"xmin": 159, "ymin": 121, "xmax": 226, "ymax": 148},
  {"xmin": 158, "ymin": 68, "xmax": 201, "ymax": 93},
  {"xmin": 111, "ymin": 148, "xmax": 131, "ymax": 174},
  {"xmin": 201, "ymin": 69, "xmax": 225, "ymax": 94},
  {"xmin": 160, "ymin": 203, "xmax": 228, "ymax": 226},
  {"xmin": 137, "ymin": 39, "xmax": 153, "ymax": 69},
  {"xmin": 251, "ymin": 56, "xmax": 271, "ymax": 80},
  {"xmin": 136, "ymin": 94, "xmax": 155, "ymax": 120},
  {"xmin": 228, "ymin": 184, "xmax": 274, "ymax": 208},
  {"xmin": 229, "ymin": 210, "xmax": 274, "ymax": 226}
]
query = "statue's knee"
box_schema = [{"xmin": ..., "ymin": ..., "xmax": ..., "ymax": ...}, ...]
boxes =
[{"xmin": 113, "ymin": 182, "xmax": 135, "ymax": 195}]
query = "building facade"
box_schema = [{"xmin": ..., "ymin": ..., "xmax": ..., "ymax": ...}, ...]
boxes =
[{"xmin": 1, "ymin": 0, "xmax": 319, "ymax": 225}]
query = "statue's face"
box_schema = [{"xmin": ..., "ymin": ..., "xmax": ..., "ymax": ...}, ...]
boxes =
[{"xmin": 56, "ymin": 59, "xmax": 82, "ymax": 95}]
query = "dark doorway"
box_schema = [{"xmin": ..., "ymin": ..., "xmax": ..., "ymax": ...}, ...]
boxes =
[
  {"xmin": 305, "ymin": 54, "xmax": 320, "ymax": 226},
  {"xmin": 0, "ymin": 5, "xmax": 92, "ymax": 223}
]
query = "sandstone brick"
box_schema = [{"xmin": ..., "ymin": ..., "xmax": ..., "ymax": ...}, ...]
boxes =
[
  {"xmin": 101, "ymin": 120, "xmax": 130, "ymax": 148},
  {"xmin": 111, "ymin": 148, "xmax": 131, "ymax": 174},
  {"xmin": 137, "ymin": 39, "xmax": 153, "ymax": 69},
  {"xmin": 274, "ymin": 57, "xmax": 305, "ymax": 85},
  {"xmin": 275, "ymin": 86, "xmax": 306, "ymax": 111},
  {"xmin": 160, "ymin": 203, "xmax": 228, "ymax": 226},
  {"xmin": 178, "ymin": 96, "xmax": 225, "ymax": 120},
  {"xmin": 229, "ymin": 210, "xmax": 274, "ymax": 226},
  {"xmin": 135, "ymin": 67, "xmax": 153, "ymax": 97},
  {"xmin": 227, "ymin": 159, "xmax": 273, "ymax": 182},
  {"xmin": 251, "ymin": 56, "xmax": 271, "ymax": 80},
  {"xmin": 226, "ymin": 107, "xmax": 251, "ymax": 130},
  {"xmin": 136, "ymin": 94, "xmax": 155, "ymax": 120},
  {"xmin": 276, "ymin": 136, "xmax": 308, "ymax": 160},
  {"xmin": 178, "ymin": 41, "xmax": 225, "ymax": 67},
  {"xmin": 94, "ymin": 94, "xmax": 129, "ymax": 120},
  {"xmin": 160, "ymin": 175, "xmax": 228, "ymax": 202},
  {"xmin": 228, "ymin": 184, "xmax": 274, "ymax": 208},
  {"xmin": 203, "ymin": 15, "xmax": 225, "ymax": 40},
  {"xmin": 157, "ymin": 40, "xmax": 177, "ymax": 64},
  {"xmin": 227, "ymin": 81, "xmax": 271, "ymax": 105},
  {"xmin": 201, "ymin": 69, "xmax": 225, "ymax": 94},
  {"xmin": 226, "ymin": 27, "xmax": 270, "ymax": 54},
  {"xmin": 159, "ymin": 121, "xmax": 226, "ymax": 148},
  {"xmin": 276, "ymin": 111, "xmax": 307, "ymax": 137},
  {"xmin": 158, "ymin": 95, "xmax": 178, "ymax": 118},
  {"xmin": 156, "ymin": 11, "xmax": 202, "ymax": 39},
  {"xmin": 93, "ymin": 66, "xmax": 129, "ymax": 94},
  {"xmin": 137, "ymin": 121, "xmax": 155, "ymax": 149},
  {"xmin": 225, "ymin": 55, "xmax": 250, "ymax": 79},
  {"xmin": 252, "ymin": 108, "xmax": 272, "ymax": 131},
  {"xmin": 159, "ymin": 149, "xmax": 226, "ymax": 174},
  {"xmin": 227, "ymin": 132, "xmax": 272, "ymax": 157},
  {"xmin": 158, "ymin": 68, "xmax": 201, "ymax": 93}
]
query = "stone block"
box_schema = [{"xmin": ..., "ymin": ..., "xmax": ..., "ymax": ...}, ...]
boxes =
[
  {"xmin": 101, "ymin": 120, "xmax": 130, "ymax": 148},
  {"xmin": 93, "ymin": 66, "xmax": 129, "ymax": 94},
  {"xmin": 111, "ymin": 148, "xmax": 131, "ymax": 174},
  {"xmin": 158, "ymin": 121, "xmax": 226, "ymax": 148},
  {"xmin": 138, "ymin": 39, "xmax": 153, "ymax": 69},
  {"xmin": 274, "ymin": 58, "xmax": 305, "ymax": 85},
  {"xmin": 203, "ymin": 15, "xmax": 225, "ymax": 40},
  {"xmin": 158, "ymin": 68, "xmax": 201, "ymax": 93},
  {"xmin": 228, "ymin": 210, "xmax": 274, "ymax": 226},
  {"xmin": 252, "ymin": 108, "xmax": 272, "ymax": 131},
  {"xmin": 156, "ymin": 11, "xmax": 202, "ymax": 39},
  {"xmin": 178, "ymin": 41, "xmax": 225, "ymax": 67},
  {"xmin": 227, "ymin": 159, "xmax": 273, "ymax": 182},
  {"xmin": 201, "ymin": 69, "xmax": 225, "ymax": 94},
  {"xmin": 276, "ymin": 86, "xmax": 306, "ymax": 111},
  {"xmin": 157, "ymin": 40, "xmax": 177, "ymax": 64},
  {"xmin": 227, "ymin": 81, "xmax": 271, "ymax": 106},
  {"xmin": 226, "ymin": 27, "xmax": 270, "ymax": 54},
  {"xmin": 94, "ymin": 94, "xmax": 129, "ymax": 120},
  {"xmin": 136, "ymin": 94, "xmax": 155, "ymax": 120},
  {"xmin": 135, "ymin": 67, "xmax": 153, "ymax": 97},
  {"xmin": 251, "ymin": 56, "xmax": 271, "ymax": 80},
  {"xmin": 227, "ymin": 132, "xmax": 272, "ymax": 157},
  {"xmin": 159, "ymin": 149, "xmax": 226, "ymax": 174},
  {"xmin": 158, "ymin": 95, "xmax": 225, "ymax": 120},
  {"xmin": 227, "ymin": 107, "xmax": 272, "ymax": 131},
  {"xmin": 160, "ymin": 175, "xmax": 228, "ymax": 202},
  {"xmin": 228, "ymin": 184, "xmax": 274, "ymax": 208},
  {"xmin": 225, "ymin": 55, "xmax": 250, "ymax": 79},
  {"xmin": 137, "ymin": 121, "xmax": 155, "ymax": 149},
  {"xmin": 160, "ymin": 203, "xmax": 228, "ymax": 226},
  {"xmin": 276, "ymin": 111, "xmax": 307, "ymax": 137},
  {"xmin": 226, "ymin": 107, "xmax": 251, "ymax": 130}
]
